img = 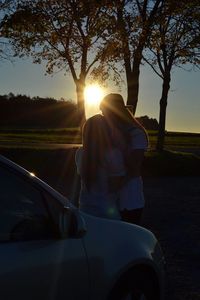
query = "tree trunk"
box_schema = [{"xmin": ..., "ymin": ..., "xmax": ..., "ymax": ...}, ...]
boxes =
[
  {"xmin": 126, "ymin": 50, "xmax": 142, "ymax": 115},
  {"xmin": 156, "ymin": 75, "xmax": 171, "ymax": 152},
  {"xmin": 126, "ymin": 68, "xmax": 140, "ymax": 115},
  {"xmin": 76, "ymin": 79, "xmax": 86, "ymax": 127}
]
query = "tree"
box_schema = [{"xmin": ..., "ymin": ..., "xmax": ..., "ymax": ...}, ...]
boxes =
[
  {"xmin": 99, "ymin": 0, "xmax": 164, "ymax": 114},
  {"xmin": 0, "ymin": 0, "xmax": 15, "ymax": 62},
  {"xmin": 1, "ymin": 0, "xmax": 109, "ymax": 125},
  {"xmin": 144, "ymin": 0, "xmax": 200, "ymax": 151},
  {"xmin": 0, "ymin": 93, "xmax": 79, "ymax": 128}
]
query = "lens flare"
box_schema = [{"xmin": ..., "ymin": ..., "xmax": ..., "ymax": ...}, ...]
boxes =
[{"xmin": 84, "ymin": 84, "xmax": 104, "ymax": 107}]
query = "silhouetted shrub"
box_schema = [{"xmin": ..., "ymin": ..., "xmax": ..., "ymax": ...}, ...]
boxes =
[{"xmin": 137, "ymin": 115, "xmax": 159, "ymax": 130}]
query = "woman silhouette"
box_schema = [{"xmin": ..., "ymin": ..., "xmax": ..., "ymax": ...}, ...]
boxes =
[{"xmin": 75, "ymin": 114, "xmax": 125, "ymax": 219}]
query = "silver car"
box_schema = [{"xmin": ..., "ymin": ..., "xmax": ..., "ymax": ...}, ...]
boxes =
[{"xmin": 0, "ymin": 154, "xmax": 165, "ymax": 300}]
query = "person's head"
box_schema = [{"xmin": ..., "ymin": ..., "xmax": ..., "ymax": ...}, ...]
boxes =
[
  {"xmin": 100, "ymin": 93, "xmax": 135, "ymax": 128},
  {"xmin": 82, "ymin": 114, "xmax": 111, "ymax": 150},
  {"xmin": 81, "ymin": 114, "xmax": 112, "ymax": 190},
  {"xmin": 100, "ymin": 93, "xmax": 143, "ymax": 130},
  {"xmin": 100, "ymin": 93, "xmax": 125, "ymax": 124}
]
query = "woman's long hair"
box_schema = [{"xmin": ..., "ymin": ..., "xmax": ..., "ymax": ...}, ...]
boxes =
[
  {"xmin": 81, "ymin": 114, "xmax": 112, "ymax": 191},
  {"xmin": 100, "ymin": 93, "xmax": 148, "ymax": 144}
]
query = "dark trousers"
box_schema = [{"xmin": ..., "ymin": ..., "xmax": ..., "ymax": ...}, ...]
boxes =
[{"xmin": 120, "ymin": 208, "xmax": 143, "ymax": 225}]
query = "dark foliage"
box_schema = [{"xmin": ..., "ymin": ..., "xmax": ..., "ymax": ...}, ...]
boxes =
[
  {"xmin": 0, "ymin": 94, "xmax": 158, "ymax": 129},
  {"xmin": 136, "ymin": 115, "xmax": 159, "ymax": 130},
  {"xmin": 0, "ymin": 94, "xmax": 79, "ymax": 128}
]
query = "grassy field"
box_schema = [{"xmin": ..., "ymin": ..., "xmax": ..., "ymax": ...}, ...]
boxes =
[
  {"xmin": 147, "ymin": 130, "xmax": 200, "ymax": 149},
  {"xmin": 0, "ymin": 147, "xmax": 199, "ymax": 207},
  {"xmin": 0, "ymin": 128, "xmax": 200, "ymax": 181},
  {"xmin": 0, "ymin": 128, "xmax": 200, "ymax": 149},
  {"xmin": 0, "ymin": 128, "xmax": 81, "ymax": 146}
]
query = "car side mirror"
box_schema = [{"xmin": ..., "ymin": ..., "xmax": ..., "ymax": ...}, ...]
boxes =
[{"xmin": 59, "ymin": 206, "xmax": 87, "ymax": 239}]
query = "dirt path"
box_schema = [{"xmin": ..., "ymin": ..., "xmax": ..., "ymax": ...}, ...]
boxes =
[{"xmin": 142, "ymin": 177, "xmax": 200, "ymax": 300}]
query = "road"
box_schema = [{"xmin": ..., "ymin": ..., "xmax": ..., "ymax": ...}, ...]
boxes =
[{"xmin": 142, "ymin": 177, "xmax": 200, "ymax": 300}]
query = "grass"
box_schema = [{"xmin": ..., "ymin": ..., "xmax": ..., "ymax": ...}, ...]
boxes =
[
  {"xmin": 143, "ymin": 150, "xmax": 200, "ymax": 176},
  {"xmin": 148, "ymin": 130, "xmax": 200, "ymax": 149},
  {"xmin": 1, "ymin": 147, "xmax": 200, "ymax": 179},
  {"xmin": 0, "ymin": 128, "xmax": 200, "ymax": 149},
  {"xmin": 0, "ymin": 127, "xmax": 200, "ymax": 178},
  {"xmin": 0, "ymin": 127, "xmax": 81, "ymax": 145}
]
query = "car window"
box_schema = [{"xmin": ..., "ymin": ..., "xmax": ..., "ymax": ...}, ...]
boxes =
[{"xmin": 0, "ymin": 165, "xmax": 54, "ymax": 242}]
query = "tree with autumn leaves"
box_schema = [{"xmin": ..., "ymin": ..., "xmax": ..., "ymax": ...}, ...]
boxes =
[
  {"xmin": 143, "ymin": 0, "xmax": 200, "ymax": 150},
  {"xmin": 0, "ymin": 0, "xmax": 15, "ymax": 61},
  {"xmin": 1, "ymin": 0, "xmax": 200, "ymax": 150},
  {"xmin": 2, "ymin": 0, "xmax": 112, "ymax": 125}
]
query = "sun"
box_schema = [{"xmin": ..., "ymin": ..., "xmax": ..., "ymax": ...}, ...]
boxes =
[{"xmin": 84, "ymin": 84, "xmax": 104, "ymax": 106}]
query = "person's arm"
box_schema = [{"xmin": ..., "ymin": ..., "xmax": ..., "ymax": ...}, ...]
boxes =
[
  {"xmin": 75, "ymin": 147, "xmax": 83, "ymax": 176},
  {"xmin": 106, "ymin": 148, "xmax": 126, "ymax": 193},
  {"xmin": 108, "ymin": 176, "xmax": 125, "ymax": 193},
  {"xmin": 125, "ymin": 149, "xmax": 145, "ymax": 178},
  {"xmin": 126, "ymin": 127, "xmax": 148, "ymax": 178},
  {"xmin": 109, "ymin": 149, "xmax": 144, "ymax": 191}
]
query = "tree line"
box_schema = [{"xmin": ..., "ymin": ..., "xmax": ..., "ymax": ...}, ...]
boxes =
[
  {"xmin": 0, "ymin": 0, "xmax": 199, "ymax": 150},
  {"xmin": 0, "ymin": 94, "xmax": 79, "ymax": 128},
  {"xmin": 0, "ymin": 93, "xmax": 158, "ymax": 130}
]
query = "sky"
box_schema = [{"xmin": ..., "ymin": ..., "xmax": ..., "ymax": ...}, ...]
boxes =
[{"xmin": 0, "ymin": 57, "xmax": 199, "ymax": 133}]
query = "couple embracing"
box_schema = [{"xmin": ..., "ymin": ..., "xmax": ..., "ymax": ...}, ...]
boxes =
[{"xmin": 75, "ymin": 93, "xmax": 148, "ymax": 225}]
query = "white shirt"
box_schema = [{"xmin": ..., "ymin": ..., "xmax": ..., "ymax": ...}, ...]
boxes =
[
  {"xmin": 75, "ymin": 147, "xmax": 125, "ymax": 219},
  {"xmin": 119, "ymin": 127, "xmax": 148, "ymax": 210}
]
